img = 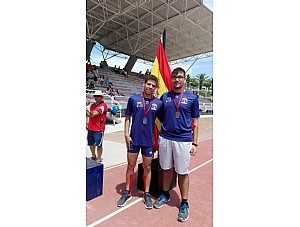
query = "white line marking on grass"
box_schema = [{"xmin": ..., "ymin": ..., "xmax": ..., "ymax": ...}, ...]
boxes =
[{"xmin": 86, "ymin": 198, "xmax": 143, "ymax": 227}]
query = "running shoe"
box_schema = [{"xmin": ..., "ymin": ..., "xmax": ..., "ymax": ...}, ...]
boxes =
[
  {"xmin": 177, "ymin": 202, "xmax": 189, "ymax": 222},
  {"xmin": 153, "ymin": 193, "xmax": 170, "ymax": 209},
  {"xmin": 117, "ymin": 191, "xmax": 132, "ymax": 207},
  {"xmin": 143, "ymin": 192, "xmax": 153, "ymax": 209}
]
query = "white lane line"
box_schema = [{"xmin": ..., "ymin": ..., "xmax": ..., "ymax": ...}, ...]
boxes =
[
  {"xmin": 104, "ymin": 157, "xmax": 142, "ymax": 171},
  {"xmin": 87, "ymin": 158, "xmax": 213, "ymax": 226},
  {"xmin": 86, "ymin": 198, "xmax": 143, "ymax": 227},
  {"xmin": 199, "ymin": 137, "xmax": 213, "ymax": 142},
  {"xmin": 104, "ymin": 162, "xmax": 127, "ymax": 170},
  {"xmin": 189, "ymin": 159, "xmax": 213, "ymax": 174}
]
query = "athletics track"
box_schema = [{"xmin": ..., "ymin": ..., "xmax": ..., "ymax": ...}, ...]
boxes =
[{"xmin": 86, "ymin": 116, "xmax": 213, "ymax": 227}]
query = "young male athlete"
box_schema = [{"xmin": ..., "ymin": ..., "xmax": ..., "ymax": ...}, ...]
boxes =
[
  {"xmin": 117, "ymin": 74, "xmax": 163, "ymax": 209},
  {"xmin": 153, "ymin": 67, "xmax": 200, "ymax": 222}
]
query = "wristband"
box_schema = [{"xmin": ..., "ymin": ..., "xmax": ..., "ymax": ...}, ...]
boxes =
[{"xmin": 192, "ymin": 143, "xmax": 198, "ymax": 147}]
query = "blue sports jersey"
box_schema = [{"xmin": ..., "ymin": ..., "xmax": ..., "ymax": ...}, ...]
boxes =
[
  {"xmin": 160, "ymin": 90, "xmax": 200, "ymax": 142},
  {"xmin": 125, "ymin": 94, "xmax": 163, "ymax": 146}
]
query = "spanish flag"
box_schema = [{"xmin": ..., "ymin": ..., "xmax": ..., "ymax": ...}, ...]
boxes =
[{"xmin": 151, "ymin": 29, "xmax": 172, "ymax": 151}]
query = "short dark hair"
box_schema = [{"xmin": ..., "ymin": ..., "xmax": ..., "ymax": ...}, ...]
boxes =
[
  {"xmin": 144, "ymin": 74, "xmax": 159, "ymax": 85},
  {"xmin": 172, "ymin": 67, "xmax": 186, "ymax": 77}
]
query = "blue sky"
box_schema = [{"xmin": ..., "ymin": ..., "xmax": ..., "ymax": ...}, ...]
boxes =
[{"xmin": 90, "ymin": 0, "xmax": 213, "ymax": 78}]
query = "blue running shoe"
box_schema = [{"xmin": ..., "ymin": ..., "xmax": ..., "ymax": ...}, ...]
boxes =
[
  {"xmin": 153, "ymin": 194, "xmax": 170, "ymax": 209},
  {"xmin": 117, "ymin": 191, "xmax": 132, "ymax": 207},
  {"xmin": 177, "ymin": 203, "xmax": 189, "ymax": 222},
  {"xmin": 143, "ymin": 192, "xmax": 153, "ymax": 209}
]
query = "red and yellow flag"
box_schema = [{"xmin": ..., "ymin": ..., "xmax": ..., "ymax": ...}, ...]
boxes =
[{"xmin": 151, "ymin": 29, "xmax": 172, "ymax": 151}]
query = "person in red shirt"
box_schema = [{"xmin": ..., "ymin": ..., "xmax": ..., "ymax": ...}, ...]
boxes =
[{"xmin": 86, "ymin": 90, "xmax": 108, "ymax": 163}]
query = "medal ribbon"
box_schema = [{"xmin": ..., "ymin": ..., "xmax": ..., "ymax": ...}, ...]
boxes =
[
  {"xmin": 141, "ymin": 93, "xmax": 153, "ymax": 117},
  {"xmin": 172, "ymin": 91, "xmax": 184, "ymax": 111}
]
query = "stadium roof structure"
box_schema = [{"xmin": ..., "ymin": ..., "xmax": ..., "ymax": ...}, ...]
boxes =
[{"xmin": 86, "ymin": 0, "xmax": 213, "ymax": 63}]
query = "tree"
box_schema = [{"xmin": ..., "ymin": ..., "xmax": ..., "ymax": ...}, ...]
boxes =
[
  {"xmin": 186, "ymin": 74, "xmax": 191, "ymax": 89},
  {"xmin": 189, "ymin": 77, "xmax": 199, "ymax": 88},
  {"xmin": 211, "ymin": 78, "xmax": 213, "ymax": 96},
  {"xmin": 196, "ymin": 73, "xmax": 209, "ymax": 90},
  {"xmin": 203, "ymin": 78, "xmax": 212, "ymax": 90}
]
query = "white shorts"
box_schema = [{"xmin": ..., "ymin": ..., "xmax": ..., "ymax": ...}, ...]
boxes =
[{"xmin": 158, "ymin": 136, "xmax": 192, "ymax": 175}]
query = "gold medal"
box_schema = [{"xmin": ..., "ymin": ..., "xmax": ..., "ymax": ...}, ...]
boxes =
[
  {"xmin": 173, "ymin": 91, "xmax": 183, "ymax": 120},
  {"xmin": 143, "ymin": 117, "xmax": 147, "ymax": 124}
]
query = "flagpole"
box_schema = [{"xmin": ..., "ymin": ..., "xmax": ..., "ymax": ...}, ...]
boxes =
[{"xmin": 162, "ymin": 29, "xmax": 166, "ymax": 50}]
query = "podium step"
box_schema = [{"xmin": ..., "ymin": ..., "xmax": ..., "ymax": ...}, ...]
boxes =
[
  {"xmin": 137, "ymin": 158, "xmax": 177, "ymax": 198},
  {"xmin": 86, "ymin": 158, "xmax": 104, "ymax": 201}
]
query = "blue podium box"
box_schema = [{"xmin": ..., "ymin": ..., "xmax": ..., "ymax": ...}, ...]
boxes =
[{"xmin": 86, "ymin": 158, "xmax": 104, "ymax": 201}]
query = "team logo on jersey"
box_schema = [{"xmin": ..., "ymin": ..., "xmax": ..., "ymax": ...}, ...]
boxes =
[
  {"xmin": 166, "ymin": 97, "xmax": 172, "ymax": 102},
  {"xmin": 137, "ymin": 102, "xmax": 143, "ymax": 107},
  {"xmin": 181, "ymin": 98, "xmax": 188, "ymax": 104},
  {"xmin": 151, "ymin": 103, "xmax": 157, "ymax": 110}
]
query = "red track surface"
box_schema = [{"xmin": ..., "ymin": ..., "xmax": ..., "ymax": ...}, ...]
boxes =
[{"xmin": 86, "ymin": 138, "xmax": 213, "ymax": 227}]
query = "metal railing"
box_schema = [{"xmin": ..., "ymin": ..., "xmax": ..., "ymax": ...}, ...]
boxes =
[{"xmin": 199, "ymin": 102, "xmax": 213, "ymax": 113}]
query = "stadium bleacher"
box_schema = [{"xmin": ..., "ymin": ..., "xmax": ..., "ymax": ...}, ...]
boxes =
[
  {"xmin": 87, "ymin": 68, "xmax": 144, "ymax": 97},
  {"xmin": 86, "ymin": 67, "xmax": 213, "ymax": 117}
]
